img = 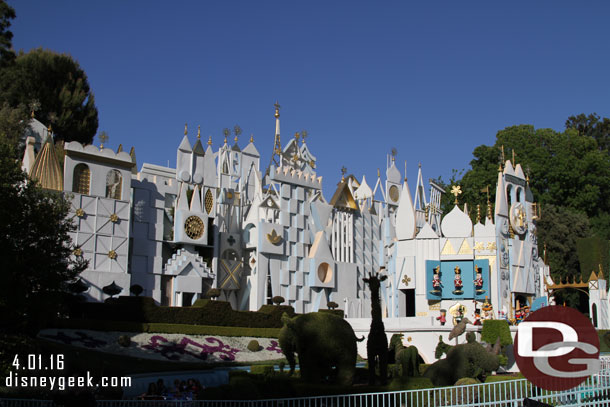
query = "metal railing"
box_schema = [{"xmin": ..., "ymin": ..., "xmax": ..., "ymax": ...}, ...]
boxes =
[{"xmin": 3, "ymin": 358, "xmax": 610, "ymax": 407}]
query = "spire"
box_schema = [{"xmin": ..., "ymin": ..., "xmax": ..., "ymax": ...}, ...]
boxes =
[
  {"xmin": 29, "ymin": 129, "xmax": 63, "ymax": 191},
  {"xmin": 208, "ymin": 135, "xmax": 212, "ymax": 146},
  {"xmin": 197, "ymin": 125, "xmax": 201, "ymax": 139},
  {"xmin": 184, "ymin": 123, "xmax": 188, "ymax": 136}
]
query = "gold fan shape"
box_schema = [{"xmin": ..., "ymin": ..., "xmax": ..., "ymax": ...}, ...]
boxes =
[{"xmin": 266, "ymin": 229, "xmax": 282, "ymax": 245}]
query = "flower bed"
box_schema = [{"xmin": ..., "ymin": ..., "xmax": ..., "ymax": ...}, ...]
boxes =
[{"xmin": 38, "ymin": 329, "xmax": 284, "ymax": 364}]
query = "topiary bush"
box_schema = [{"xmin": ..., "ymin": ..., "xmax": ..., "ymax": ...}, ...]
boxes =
[
  {"xmin": 450, "ymin": 377, "xmax": 480, "ymax": 405},
  {"xmin": 481, "ymin": 320, "xmax": 512, "ymax": 366},
  {"xmin": 206, "ymin": 288, "xmax": 221, "ymax": 300},
  {"xmin": 327, "ymin": 301, "xmax": 338, "ymax": 310},
  {"xmin": 247, "ymin": 339, "xmax": 261, "ymax": 352},
  {"xmin": 272, "ymin": 296, "xmax": 285, "ymax": 306},
  {"xmin": 424, "ymin": 341, "xmax": 500, "ymax": 386}
]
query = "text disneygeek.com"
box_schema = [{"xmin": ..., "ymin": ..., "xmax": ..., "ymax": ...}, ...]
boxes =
[{"xmin": 5, "ymin": 371, "xmax": 132, "ymax": 391}]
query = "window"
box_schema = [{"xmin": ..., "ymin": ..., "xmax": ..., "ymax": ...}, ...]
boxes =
[
  {"xmin": 106, "ymin": 170, "xmax": 122, "ymax": 199},
  {"xmin": 73, "ymin": 164, "xmax": 90, "ymax": 195}
]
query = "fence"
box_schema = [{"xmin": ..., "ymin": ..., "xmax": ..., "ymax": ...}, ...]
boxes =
[{"xmin": 3, "ymin": 357, "xmax": 610, "ymax": 407}]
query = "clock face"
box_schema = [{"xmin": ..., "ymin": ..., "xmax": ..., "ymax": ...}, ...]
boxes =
[
  {"xmin": 184, "ymin": 215, "xmax": 204, "ymax": 240},
  {"xmin": 389, "ymin": 185, "xmax": 400, "ymax": 202},
  {"xmin": 509, "ymin": 203, "xmax": 527, "ymax": 235}
]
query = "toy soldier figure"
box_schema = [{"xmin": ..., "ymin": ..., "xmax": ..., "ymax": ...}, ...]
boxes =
[{"xmin": 453, "ymin": 266, "xmax": 463, "ymax": 294}]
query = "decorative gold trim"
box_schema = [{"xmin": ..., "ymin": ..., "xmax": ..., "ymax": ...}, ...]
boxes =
[
  {"xmin": 266, "ymin": 229, "xmax": 282, "ymax": 245},
  {"xmin": 73, "ymin": 248, "xmax": 83, "ymax": 256},
  {"xmin": 110, "ymin": 213, "xmax": 119, "ymax": 223},
  {"xmin": 75, "ymin": 208, "xmax": 85, "ymax": 218},
  {"xmin": 401, "ymin": 275, "xmax": 412, "ymax": 286},
  {"xmin": 108, "ymin": 250, "xmax": 117, "ymax": 259}
]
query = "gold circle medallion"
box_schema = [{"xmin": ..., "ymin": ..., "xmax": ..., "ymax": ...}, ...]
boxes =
[{"xmin": 185, "ymin": 215, "xmax": 204, "ymax": 239}]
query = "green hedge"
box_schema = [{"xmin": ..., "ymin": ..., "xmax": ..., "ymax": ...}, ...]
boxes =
[
  {"xmin": 52, "ymin": 318, "xmax": 281, "ymax": 338},
  {"xmin": 318, "ymin": 309, "xmax": 344, "ymax": 318},
  {"xmin": 72, "ymin": 296, "xmax": 295, "ymax": 328},
  {"xmin": 481, "ymin": 320, "xmax": 513, "ymax": 346}
]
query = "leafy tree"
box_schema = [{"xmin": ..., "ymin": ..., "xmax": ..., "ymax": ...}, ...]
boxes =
[
  {"xmin": 566, "ymin": 113, "xmax": 610, "ymax": 152},
  {"xmin": 0, "ymin": 140, "xmax": 87, "ymax": 332},
  {"xmin": 0, "ymin": 48, "xmax": 98, "ymax": 145},
  {"xmin": 0, "ymin": 101, "xmax": 27, "ymax": 145},
  {"xmin": 0, "ymin": 0, "xmax": 15, "ymax": 66},
  {"xmin": 536, "ymin": 204, "xmax": 590, "ymax": 280}
]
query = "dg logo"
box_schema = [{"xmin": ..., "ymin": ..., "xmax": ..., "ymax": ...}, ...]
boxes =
[{"xmin": 514, "ymin": 305, "xmax": 600, "ymax": 391}]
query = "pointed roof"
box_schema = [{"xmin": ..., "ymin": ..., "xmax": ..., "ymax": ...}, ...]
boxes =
[
  {"xmin": 503, "ymin": 160, "xmax": 515, "ymax": 176},
  {"xmin": 29, "ymin": 134, "xmax": 63, "ymax": 191},
  {"xmin": 178, "ymin": 134, "xmax": 192, "ymax": 152},
  {"xmin": 416, "ymin": 222, "xmax": 438, "ymax": 239},
  {"xmin": 192, "ymin": 137, "xmax": 205, "ymax": 155},
  {"xmin": 495, "ymin": 171, "xmax": 508, "ymax": 217},
  {"xmin": 177, "ymin": 183, "xmax": 190, "ymax": 210},
  {"xmin": 440, "ymin": 205, "xmax": 473, "ymax": 237},
  {"xmin": 243, "ymin": 138, "xmax": 260, "ymax": 157},
  {"xmin": 386, "ymin": 161, "xmax": 401, "ymax": 184},
  {"xmin": 190, "ymin": 185, "xmax": 202, "ymax": 211},
  {"xmin": 262, "ymin": 195, "xmax": 280, "ymax": 210},
  {"xmin": 395, "ymin": 180, "xmax": 416, "ymax": 240},
  {"xmin": 414, "ymin": 164, "xmax": 427, "ymax": 211},
  {"xmin": 514, "ymin": 163, "xmax": 525, "ymax": 179},
  {"xmin": 354, "ymin": 175, "xmax": 373, "ymax": 200},
  {"xmin": 329, "ymin": 180, "xmax": 359, "ymax": 211}
]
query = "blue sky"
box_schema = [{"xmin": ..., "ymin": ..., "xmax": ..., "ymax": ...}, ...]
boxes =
[{"xmin": 9, "ymin": 1, "xmax": 610, "ymax": 198}]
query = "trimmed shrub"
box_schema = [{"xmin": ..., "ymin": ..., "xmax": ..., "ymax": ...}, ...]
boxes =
[
  {"xmin": 450, "ymin": 377, "xmax": 480, "ymax": 405},
  {"xmin": 481, "ymin": 320, "xmax": 512, "ymax": 346},
  {"xmin": 424, "ymin": 342, "xmax": 500, "ymax": 386},
  {"xmin": 206, "ymin": 288, "xmax": 221, "ymax": 300},
  {"xmin": 129, "ymin": 284, "xmax": 143, "ymax": 296},
  {"xmin": 272, "ymin": 296, "xmax": 285, "ymax": 306},
  {"xmin": 247, "ymin": 339, "xmax": 261, "ymax": 352},
  {"xmin": 327, "ymin": 301, "xmax": 338, "ymax": 310},
  {"xmin": 73, "ymin": 296, "xmax": 295, "ymax": 329}
]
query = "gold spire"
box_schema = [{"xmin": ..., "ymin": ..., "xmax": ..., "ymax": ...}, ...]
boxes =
[
  {"xmin": 184, "ymin": 123, "xmax": 188, "ymax": 136},
  {"xmin": 208, "ymin": 135, "xmax": 212, "ymax": 146},
  {"xmin": 29, "ymin": 131, "xmax": 63, "ymax": 191},
  {"xmin": 250, "ymin": 134, "xmax": 254, "ymax": 143},
  {"xmin": 274, "ymin": 101, "xmax": 280, "ymax": 118},
  {"xmin": 377, "ymin": 168, "xmax": 380, "ymax": 178},
  {"xmin": 197, "ymin": 125, "xmax": 201, "ymax": 139},
  {"xmin": 295, "ymin": 132, "xmax": 300, "ymax": 142},
  {"xmin": 341, "ymin": 166, "xmax": 347, "ymax": 182}
]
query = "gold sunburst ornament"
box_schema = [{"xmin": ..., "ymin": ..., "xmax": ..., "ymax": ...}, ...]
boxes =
[
  {"xmin": 108, "ymin": 250, "xmax": 117, "ymax": 259},
  {"xmin": 110, "ymin": 213, "xmax": 119, "ymax": 223},
  {"xmin": 450, "ymin": 185, "xmax": 462, "ymax": 204},
  {"xmin": 73, "ymin": 247, "xmax": 83, "ymax": 257},
  {"xmin": 75, "ymin": 208, "xmax": 85, "ymax": 218}
]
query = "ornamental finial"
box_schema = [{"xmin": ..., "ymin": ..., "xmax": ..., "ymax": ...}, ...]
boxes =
[
  {"xmin": 197, "ymin": 125, "xmax": 201, "ymax": 139},
  {"xmin": 184, "ymin": 123, "xmax": 188, "ymax": 136},
  {"xmin": 450, "ymin": 185, "xmax": 462, "ymax": 205},
  {"xmin": 274, "ymin": 101, "xmax": 280, "ymax": 118}
]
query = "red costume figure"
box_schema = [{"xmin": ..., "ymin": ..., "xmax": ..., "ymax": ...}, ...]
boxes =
[
  {"xmin": 474, "ymin": 271, "xmax": 483, "ymax": 290},
  {"xmin": 437, "ymin": 309, "xmax": 447, "ymax": 326}
]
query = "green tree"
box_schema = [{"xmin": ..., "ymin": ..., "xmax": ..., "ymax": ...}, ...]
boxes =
[
  {"xmin": 0, "ymin": 48, "xmax": 98, "ymax": 145},
  {"xmin": 0, "ymin": 140, "xmax": 87, "ymax": 332},
  {"xmin": 566, "ymin": 113, "xmax": 610, "ymax": 152},
  {"xmin": 536, "ymin": 204, "xmax": 590, "ymax": 280},
  {"xmin": 0, "ymin": 0, "xmax": 15, "ymax": 66}
]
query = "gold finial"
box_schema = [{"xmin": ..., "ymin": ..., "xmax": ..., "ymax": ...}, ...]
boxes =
[
  {"xmin": 31, "ymin": 110, "xmax": 35, "ymax": 118},
  {"xmin": 208, "ymin": 135, "xmax": 212, "ymax": 146},
  {"xmin": 302, "ymin": 130, "xmax": 308, "ymax": 144},
  {"xmin": 377, "ymin": 168, "xmax": 381, "ymax": 178},
  {"xmin": 295, "ymin": 132, "xmax": 300, "ymax": 141},
  {"xmin": 223, "ymin": 128, "xmax": 230, "ymax": 144},
  {"xmin": 341, "ymin": 166, "xmax": 347, "ymax": 182},
  {"xmin": 476, "ymin": 204, "xmax": 481, "ymax": 223},
  {"xmin": 250, "ymin": 134, "xmax": 254, "ymax": 143},
  {"xmin": 274, "ymin": 101, "xmax": 280, "ymax": 118},
  {"xmin": 184, "ymin": 123, "xmax": 188, "ymax": 136},
  {"xmin": 233, "ymin": 125, "xmax": 242, "ymax": 143},
  {"xmin": 391, "ymin": 147, "xmax": 397, "ymax": 162},
  {"xmin": 450, "ymin": 185, "xmax": 462, "ymax": 205},
  {"xmin": 98, "ymin": 131, "xmax": 108, "ymax": 149},
  {"xmin": 197, "ymin": 125, "xmax": 201, "ymax": 139},
  {"xmin": 47, "ymin": 124, "xmax": 52, "ymax": 134}
]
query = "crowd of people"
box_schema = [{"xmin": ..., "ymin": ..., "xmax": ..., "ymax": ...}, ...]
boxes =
[{"xmin": 138, "ymin": 377, "xmax": 204, "ymax": 400}]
